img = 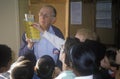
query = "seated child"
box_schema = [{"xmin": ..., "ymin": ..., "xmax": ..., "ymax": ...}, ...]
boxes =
[
  {"xmin": 10, "ymin": 59, "xmax": 34, "ymax": 79},
  {"xmin": 34, "ymin": 55, "xmax": 55, "ymax": 79},
  {"xmin": 100, "ymin": 47, "xmax": 120, "ymax": 79},
  {"xmin": 70, "ymin": 43, "xmax": 97, "ymax": 79}
]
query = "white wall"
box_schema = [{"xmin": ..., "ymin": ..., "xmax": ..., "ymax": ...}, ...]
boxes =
[{"xmin": 0, "ymin": 0, "xmax": 20, "ymax": 60}]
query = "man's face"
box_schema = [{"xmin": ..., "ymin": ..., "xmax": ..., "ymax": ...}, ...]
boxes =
[{"xmin": 38, "ymin": 7, "xmax": 55, "ymax": 30}]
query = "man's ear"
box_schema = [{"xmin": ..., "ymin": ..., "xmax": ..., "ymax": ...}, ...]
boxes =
[{"xmin": 52, "ymin": 17, "xmax": 56, "ymax": 24}]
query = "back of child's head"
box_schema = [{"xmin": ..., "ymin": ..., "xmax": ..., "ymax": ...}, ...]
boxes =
[
  {"xmin": 0, "ymin": 44, "xmax": 12, "ymax": 72},
  {"xmin": 70, "ymin": 43, "xmax": 97, "ymax": 76},
  {"xmin": 23, "ymin": 52, "xmax": 36, "ymax": 66},
  {"xmin": 10, "ymin": 60, "xmax": 34, "ymax": 79},
  {"xmin": 35, "ymin": 55, "xmax": 55, "ymax": 79},
  {"xmin": 9, "ymin": 54, "xmax": 35, "ymax": 74},
  {"xmin": 84, "ymin": 39, "xmax": 106, "ymax": 68}
]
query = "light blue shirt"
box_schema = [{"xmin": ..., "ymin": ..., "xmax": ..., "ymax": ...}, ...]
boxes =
[
  {"xmin": 74, "ymin": 75, "xmax": 93, "ymax": 79},
  {"xmin": 34, "ymin": 26, "xmax": 59, "ymax": 63},
  {"xmin": 55, "ymin": 70, "xmax": 76, "ymax": 79},
  {"xmin": 32, "ymin": 72, "xmax": 40, "ymax": 79}
]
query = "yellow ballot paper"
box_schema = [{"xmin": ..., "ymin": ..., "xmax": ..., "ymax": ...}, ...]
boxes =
[{"xmin": 24, "ymin": 14, "xmax": 40, "ymax": 42}]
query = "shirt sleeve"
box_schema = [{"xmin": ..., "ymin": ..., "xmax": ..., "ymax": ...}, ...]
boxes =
[{"xmin": 42, "ymin": 31, "xmax": 65, "ymax": 50}]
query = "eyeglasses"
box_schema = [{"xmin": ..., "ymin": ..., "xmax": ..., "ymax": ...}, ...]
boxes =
[{"xmin": 39, "ymin": 13, "xmax": 54, "ymax": 18}]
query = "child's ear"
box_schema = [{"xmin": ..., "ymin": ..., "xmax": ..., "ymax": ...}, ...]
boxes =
[{"xmin": 34, "ymin": 66, "xmax": 37, "ymax": 71}]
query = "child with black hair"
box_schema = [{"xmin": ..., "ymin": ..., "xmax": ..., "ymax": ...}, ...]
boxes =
[
  {"xmin": 0, "ymin": 44, "xmax": 12, "ymax": 73},
  {"xmin": 0, "ymin": 44, "xmax": 12, "ymax": 79},
  {"xmin": 33, "ymin": 55, "xmax": 55, "ymax": 79},
  {"xmin": 100, "ymin": 47, "xmax": 120, "ymax": 79},
  {"xmin": 10, "ymin": 59, "xmax": 34, "ymax": 79},
  {"xmin": 55, "ymin": 37, "xmax": 80, "ymax": 79},
  {"xmin": 0, "ymin": 52, "xmax": 36, "ymax": 79},
  {"xmin": 70, "ymin": 43, "xmax": 97, "ymax": 79}
]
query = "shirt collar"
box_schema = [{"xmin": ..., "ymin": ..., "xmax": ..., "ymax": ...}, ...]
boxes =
[
  {"xmin": 48, "ymin": 25, "xmax": 55, "ymax": 34},
  {"xmin": 74, "ymin": 75, "xmax": 93, "ymax": 79},
  {"xmin": 40, "ymin": 25, "xmax": 55, "ymax": 35}
]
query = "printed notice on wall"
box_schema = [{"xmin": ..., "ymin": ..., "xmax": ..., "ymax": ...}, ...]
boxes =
[
  {"xmin": 96, "ymin": 2, "xmax": 112, "ymax": 28},
  {"xmin": 71, "ymin": 2, "xmax": 82, "ymax": 24}
]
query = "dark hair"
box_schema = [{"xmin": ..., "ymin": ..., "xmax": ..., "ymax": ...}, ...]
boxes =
[
  {"xmin": 105, "ymin": 47, "xmax": 120, "ymax": 68},
  {"xmin": 35, "ymin": 55, "xmax": 55, "ymax": 79},
  {"xmin": 70, "ymin": 43, "xmax": 96, "ymax": 76},
  {"xmin": 11, "ymin": 60, "xmax": 34, "ymax": 79},
  {"xmin": 64, "ymin": 37, "xmax": 80, "ymax": 67},
  {"xmin": 16, "ymin": 53, "xmax": 36, "ymax": 67},
  {"xmin": 0, "ymin": 44, "xmax": 12, "ymax": 68},
  {"xmin": 23, "ymin": 52, "xmax": 36, "ymax": 66},
  {"xmin": 84, "ymin": 39, "xmax": 106, "ymax": 68},
  {"xmin": 42, "ymin": 5, "xmax": 57, "ymax": 17}
]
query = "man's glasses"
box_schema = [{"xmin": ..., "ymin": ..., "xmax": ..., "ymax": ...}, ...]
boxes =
[{"xmin": 39, "ymin": 13, "xmax": 54, "ymax": 18}]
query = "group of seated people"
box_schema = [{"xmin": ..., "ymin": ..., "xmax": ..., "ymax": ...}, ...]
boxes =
[
  {"xmin": 0, "ymin": 28, "xmax": 120, "ymax": 79},
  {"xmin": 0, "ymin": 45, "xmax": 55, "ymax": 79}
]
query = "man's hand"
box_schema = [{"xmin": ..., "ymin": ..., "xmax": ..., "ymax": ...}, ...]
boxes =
[
  {"xmin": 32, "ymin": 23, "xmax": 45, "ymax": 33},
  {"xmin": 25, "ymin": 34, "xmax": 34, "ymax": 49}
]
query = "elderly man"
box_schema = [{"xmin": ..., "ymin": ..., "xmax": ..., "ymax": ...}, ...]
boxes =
[{"xmin": 19, "ymin": 5, "xmax": 64, "ymax": 65}]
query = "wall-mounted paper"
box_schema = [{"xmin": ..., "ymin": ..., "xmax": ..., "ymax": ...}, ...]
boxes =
[
  {"xmin": 71, "ymin": 2, "xmax": 82, "ymax": 25},
  {"xmin": 96, "ymin": 2, "xmax": 112, "ymax": 28}
]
